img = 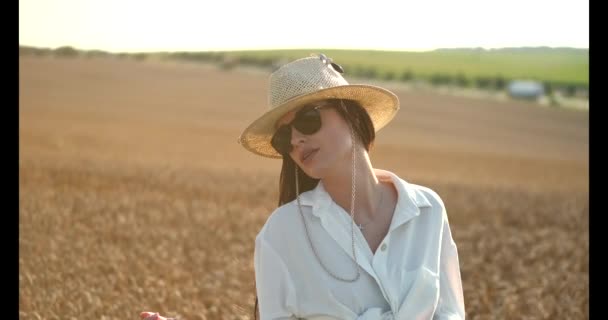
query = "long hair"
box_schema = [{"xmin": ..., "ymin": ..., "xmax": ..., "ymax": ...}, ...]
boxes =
[{"xmin": 253, "ymin": 98, "xmax": 376, "ymax": 319}]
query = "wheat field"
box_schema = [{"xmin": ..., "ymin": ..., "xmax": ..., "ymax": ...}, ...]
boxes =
[{"xmin": 19, "ymin": 56, "xmax": 588, "ymax": 320}]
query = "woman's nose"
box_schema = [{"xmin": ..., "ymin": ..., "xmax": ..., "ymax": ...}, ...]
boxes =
[{"xmin": 290, "ymin": 127, "xmax": 307, "ymax": 147}]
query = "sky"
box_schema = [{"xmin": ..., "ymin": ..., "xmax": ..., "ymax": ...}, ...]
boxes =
[{"xmin": 19, "ymin": 0, "xmax": 589, "ymax": 53}]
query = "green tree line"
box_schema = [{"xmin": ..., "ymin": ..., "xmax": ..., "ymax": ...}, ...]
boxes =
[{"xmin": 19, "ymin": 45, "xmax": 588, "ymax": 98}]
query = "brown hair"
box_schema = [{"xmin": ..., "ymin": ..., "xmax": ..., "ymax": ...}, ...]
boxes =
[{"xmin": 253, "ymin": 98, "xmax": 376, "ymax": 319}]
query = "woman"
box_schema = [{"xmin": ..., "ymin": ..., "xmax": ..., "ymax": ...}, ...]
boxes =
[{"xmin": 140, "ymin": 54, "xmax": 465, "ymax": 320}]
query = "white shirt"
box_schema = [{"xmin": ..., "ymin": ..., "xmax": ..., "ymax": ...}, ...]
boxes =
[{"xmin": 254, "ymin": 169, "xmax": 465, "ymax": 320}]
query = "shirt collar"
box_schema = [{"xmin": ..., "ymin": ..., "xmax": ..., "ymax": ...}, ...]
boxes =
[
  {"xmin": 296, "ymin": 169, "xmax": 433, "ymax": 225},
  {"xmin": 380, "ymin": 169, "xmax": 433, "ymax": 231},
  {"xmin": 295, "ymin": 179, "xmax": 333, "ymax": 215}
]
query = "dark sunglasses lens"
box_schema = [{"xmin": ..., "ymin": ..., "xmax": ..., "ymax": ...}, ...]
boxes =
[
  {"xmin": 293, "ymin": 108, "xmax": 322, "ymax": 135},
  {"xmin": 271, "ymin": 126, "xmax": 292, "ymax": 155}
]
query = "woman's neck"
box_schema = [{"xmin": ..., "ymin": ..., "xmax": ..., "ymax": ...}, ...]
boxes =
[{"xmin": 321, "ymin": 147, "xmax": 384, "ymax": 220}]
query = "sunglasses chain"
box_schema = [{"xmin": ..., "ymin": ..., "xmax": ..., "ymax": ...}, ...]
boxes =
[{"xmin": 294, "ymin": 120, "xmax": 361, "ymax": 282}]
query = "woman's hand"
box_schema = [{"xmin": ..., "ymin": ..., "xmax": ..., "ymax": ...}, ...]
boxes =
[{"xmin": 140, "ymin": 311, "xmax": 177, "ymax": 320}]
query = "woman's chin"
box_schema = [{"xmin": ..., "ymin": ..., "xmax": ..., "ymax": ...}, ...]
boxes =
[
  {"xmin": 301, "ymin": 155, "xmax": 339, "ymax": 180},
  {"xmin": 300, "ymin": 164, "xmax": 324, "ymax": 180}
]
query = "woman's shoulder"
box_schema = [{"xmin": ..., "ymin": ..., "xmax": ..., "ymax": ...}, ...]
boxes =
[
  {"xmin": 379, "ymin": 169, "xmax": 446, "ymax": 210},
  {"xmin": 255, "ymin": 194, "xmax": 309, "ymax": 242},
  {"xmin": 266, "ymin": 200, "xmax": 300, "ymax": 226},
  {"xmin": 407, "ymin": 182, "xmax": 446, "ymax": 209},
  {"xmin": 399, "ymin": 180, "xmax": 451, "ymax": 227}
]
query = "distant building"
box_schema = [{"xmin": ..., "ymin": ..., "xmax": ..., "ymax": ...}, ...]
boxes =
[{"xmin": 507, "ymin": 80, "xmax": 545, "ymax": 100}]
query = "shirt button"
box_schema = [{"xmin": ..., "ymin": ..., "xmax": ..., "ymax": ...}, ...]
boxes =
[{"xmin": 380, "ymin": 243, "xmax": 387, "ymax": 251}]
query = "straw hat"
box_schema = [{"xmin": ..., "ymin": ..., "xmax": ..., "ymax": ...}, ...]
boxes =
[{"xmin": 237, "ymin": 53, "xmax": 400, "ymax": 158}]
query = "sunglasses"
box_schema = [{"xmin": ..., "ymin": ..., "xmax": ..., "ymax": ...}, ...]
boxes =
[{"xmin": 271, "ymin": 104, "xmax": 329, "ymax": 156}]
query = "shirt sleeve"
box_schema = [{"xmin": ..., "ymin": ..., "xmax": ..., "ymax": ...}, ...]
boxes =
[
  {"xmin": 433, "ymin": 211, "xmax": 466, "ymax": 320},
  {"xmin": 254, "ymin": 234, "xmax": 298, "ymax": 320}
]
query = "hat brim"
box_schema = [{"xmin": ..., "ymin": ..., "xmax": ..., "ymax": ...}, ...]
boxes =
[{"xmin": 238, "ymin": 84, "xmax": 400, "ymax": 159}]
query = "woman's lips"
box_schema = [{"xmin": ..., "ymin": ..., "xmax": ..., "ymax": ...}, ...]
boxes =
[{"xmin": 302, "ymin": 148, "xmax": 319, "ymax": 163}]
